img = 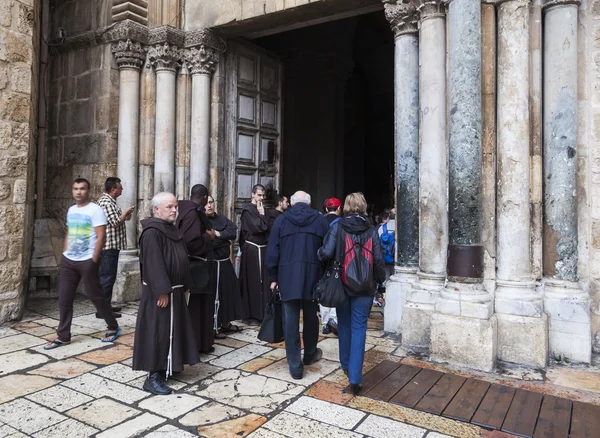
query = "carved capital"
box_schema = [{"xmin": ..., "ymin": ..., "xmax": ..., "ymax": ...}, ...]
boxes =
[
  {"xmin": 418, "ymin": 0, "xmax": 445, "ymax": 20},
  {"xmin": 185, "ymin": 29, "xmax": 227, "ymax": 52},
  {"xmin": 382, "ymin": 1, "xmax": 419, "ymax": 37},
  {"xmin": 112, "ymin": 39, "xmax": 147, "ymax": 70},
  {"xmin": 148, "ymin": 25, "xmax": 185, "ymax": 46},
  {"xmin": 148, "ymin": 43, "xmax": 182, "ymax": 72},
  {"xmin": 184, "ymin": 45, "xmax": 219, "ymax": 76}
]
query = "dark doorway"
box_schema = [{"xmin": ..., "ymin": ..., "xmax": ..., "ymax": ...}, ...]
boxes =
[{"xmin": 255, "ymin": 11, "xmax": 394, "ymax": 215}]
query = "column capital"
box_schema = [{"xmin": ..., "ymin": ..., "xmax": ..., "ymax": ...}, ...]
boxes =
[
  {"xmin": 542, "ymin": 0, "xmax": 580, "ymax": 9},
  {"xmin": 112, "ymin": 39, "xmax": 147, "ymax": 70},
  {"xmin": 418, "ymin": 1, "xmax": 445, "ymax": 20},
  {"xmin": 184, "ymin": 45, "xmax": 219, "ymax": 76},
  {"xmin": 148, "ymin": 42, "xmax": 182, "ymax": 72},
  {"xmin": 383, "ymin": 1, "xmax": 419, "ymax": 37}
]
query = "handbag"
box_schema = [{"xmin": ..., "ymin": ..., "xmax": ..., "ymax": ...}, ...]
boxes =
[
  {"xmin": 257, "ymin": 291, "xmax": 284, "ymax": 343},
  {"xmin": 314, "ymin": 260, "xmax": 346, "ymax": 307},
  {"xmin": 189, "ymin": 258, "xmax": 215, "ymax": 295}
]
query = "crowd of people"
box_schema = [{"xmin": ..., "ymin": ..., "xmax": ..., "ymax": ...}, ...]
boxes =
[{"xmin": 43, "ymin": 177, "xmax": 395, "ymax": 396}]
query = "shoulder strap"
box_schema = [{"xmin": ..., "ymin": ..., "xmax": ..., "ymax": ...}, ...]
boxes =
[
  {"xmin": 382, "ymin": 223, "xmax": 387, "ymax": 234},
  {"xmin": 330, "ymin": 217, "xmax": 341, "ymax": 227}
]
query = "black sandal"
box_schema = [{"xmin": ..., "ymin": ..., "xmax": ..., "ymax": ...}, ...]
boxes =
[{"xmin": 221, "ymin": 324, "xmax": 242, "ymax": 333}]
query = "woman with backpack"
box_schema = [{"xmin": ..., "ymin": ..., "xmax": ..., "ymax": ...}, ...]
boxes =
[{"xmin": 317, "ymin": 192, "xmax": 386, "ymax": 395}]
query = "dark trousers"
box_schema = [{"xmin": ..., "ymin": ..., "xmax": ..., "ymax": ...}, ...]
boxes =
[
  {"xmin": 99, "ymin": 249, "xmax": 120, "ymax": 303},
  {"xmin": 337, "ymin": 295, "xmax": 372, "ymax": 384},
  {"xmin": 281, "ymin": 299, "xmax": 319, "ymax": 374},
  {"xmin": 57, "ymin": 256, "xmax": 119, "ymax": 341},
  {"xmin": 188, "ymin": 293, "xmax": 215, "ymax": 352}
]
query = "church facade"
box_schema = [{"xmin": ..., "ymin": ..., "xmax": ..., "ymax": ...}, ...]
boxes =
[{"xmin": 1, "ymin": 0, "xmax": 600, "ymax": 372}]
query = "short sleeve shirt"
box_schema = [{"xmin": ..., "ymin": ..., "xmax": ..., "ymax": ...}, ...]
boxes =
[{"xmin": 63, "ymin": 203, "xmax": 107, "ymax": 261}]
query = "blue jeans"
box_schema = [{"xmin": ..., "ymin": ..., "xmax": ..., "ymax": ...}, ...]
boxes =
[
  {"xmin": 281, "ymin": 299, "xmax": 319, "ymax": 375},
  {"xmin": 99, "ymin": 249, "xmax": 120, "ymax": 303},
  {"xmin": 337, "ymin": 295, "xmax": 372, "ymax": 384}
]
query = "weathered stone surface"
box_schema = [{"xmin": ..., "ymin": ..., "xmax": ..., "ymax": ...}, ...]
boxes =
[
  {"xmin": 0, "ymin": 92, "xmax": 31, "ymax": 123},
  {"xmin": 0, "ymin": 28, "xmax": 32, "ymax": 62},
  {"xmin": 496, "ymin": 313, "xmax": 548, "ymax": 368},
  {"xmin": 197, "ymin": 414, "xmax": 267, "ymax": 438}
]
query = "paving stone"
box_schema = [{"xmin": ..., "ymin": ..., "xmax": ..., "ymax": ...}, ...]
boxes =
[
  {"xmin": 363, "ymin": 349, "xmax": 403, "ymax": 365},
  {"xmin": 71, "ymin": 313, "xmax": 138, "ymax": 330},
  {"xmin": 226, "ymin": 330, "xmax": 268, "ymax": 345},
  {"xmin": 324, "ymin": 367, "xmax": 350, "ymax": 385},
  {"xmin": 92, "ymin": 363, "xmax": 146, "ymax": 383},
  {"xmin": 0, "ymin": 374, "xmax": 59, "ymax": 404},
  {"xmin": 70, "ymin": 324, "xmax": 101, "ymax": 335},
  {"xmin": 95, "ymin": 413, "xmax": 166, "ymax": 438},
  {"xmin": 31, "ymin": 335, "xmax": 104, "ymax": 360},
  {"xmin": 197, "ymin": 414, "xmax": 267, "ymax": 438},
  {"xmin": 0, "ymin": 424, "xmax": 28, "ymax": 438},
  {"xmin": 145, "ymin": 424, "xmax": 196, "ymax": 437},
  {"xmin": 317, "ymin": 337, "xmax": 374, "ymax": 363},
  {"xmin": 170, "ymin": 362, "xmax": 222, "ymax": 384},
  {"xmin": 76, "ymin": 344, "xmax": 133, "ymax": 365},
  {"xmin": 32, "ymin": 419, "xmax": 98, "ymax": 438},
  {"xmin": 304, "ymin": 380, "xmax": 353, "ymax": 405},
  {"xmin": 262, "ymin": 411, "xmax": 361, "ymax": 438},
  {"xmin": 88, "ymin": 326, "xmax": 136, "ymax": 339},
  {"xmin": 210, "ymin": 344, "xmax": 272, "ymax": 368},
  {"xmin": 0, "ymin": 399, "xmax": 67, "ymax": 435},
  {"xmin": 190, "ymin": 369, "xmax": 304, "ymax": 415},
  {"xmin": 0, "ymin": 327, "xmax": 19, "ymax": 338},
  {"xmin": 546, "ymin": 367, "xmax": 600, "ymax": 393},
  {"xmin": 366, "ymin": 330, "xmax": 386, "ymax": 338},
  {"xmin": 138, "ymin": 393, "xmax": 208, "ymax": 419},
  {"xmin": 212, "ymin": 344, "xmax": 235, "ymax": 356},
  {"xmin": 261, "ymin": 348, "xmax": 287, "ymax": 361},
  {"xmin": 238, "ymin": 358, "xmax": 274, "ymax": 372},
  {"xmin": 246, "ymin": 429, "xmax": 283, "ymax": 438},
  {"xmin": 31, "ymin": 318, "xmax": 59, "ymax": 328},
  {"xmin": 62, "ymin": 372, "xmax": 149, "ymax": 403},
  {"xmin": 121, "ymin": 357, "xmax": 133, "ymax": 366},
  {"xmin": 27, "ymin": 358, "xmax": 97, "ymax": 379},
  {"xmin": 66, "ymin": 397, "xmax": 141, "ymax": 430},
  {"xmin": 355, "ymin": 414, "xmax": 425, "ymax": 438},
  {"xmin": 285, "ymin": 396, "xmax": 365, "ymax": 429},
  {"xmin": 20, "ymin": 325, "xmax": 55, "ymax": 337},
  {"xmin": 114, "ymin": 332, "xmax": 136, "ymax": 346},
  {"xmin": 178, "ymin": 401, "xmax": 244, "ymax": 427},
  {"xmin": 199, "ymin": 353, "xmax": 217, "ymax": 363},
  {"xmin": 426, "ymin": 433, "xmax": 452, "ymax": 438},
  {"xmin": 26, "ymin": 385, "xmax": 93, "ymax": 412},
  {"xmin": 0, "ymin": 350, "xmax": 50, "ymax": 375},
  {"xmin": 0, "ymin": 333, "xmax": 46, "ymax": 354},
  {"xmin": 12, "ymin": 321, "xmax": 40, "ymax": 331},
  {"xmin": 214, "ymin": 337, "xmax": 249, "ymax": 349},
  {"xmin": 258, "ymin": 357, "xmax": 340, "ymax": 385}
]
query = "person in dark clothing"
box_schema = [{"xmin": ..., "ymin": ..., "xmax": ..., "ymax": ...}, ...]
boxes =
[
  {"xmin": 318, "ymin": 192, "xmax": 385, "ymax": 395},
  {"xmin": 133, "ymin": 192, "xmax": 199, "ymax": 395},
  {"xmin": 177, "ymin": 184, "xmax": 217, "ymax": 353},
  {"xmin": 266, "ymin": 191, "xmax": 329, "ymax": 380},
  {"xmin": 320, "ymin": 197, "xmax": 343, "ymax": 336},
  {"xmin": 266, "ymin": 194, "xmax": 289, "ymax": 234},
  {"xmin": 205, "ymin": 195, "xmax": 244, "ymax": 337},
  {"xmin": 324, "ymin": 197, "xmax": 342, "ymax": 226},
  {"xmin": 239, "ymin": 184, "xmax": 269, "ymax": 325}
]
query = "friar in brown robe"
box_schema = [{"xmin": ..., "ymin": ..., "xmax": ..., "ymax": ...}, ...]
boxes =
[
  {"xmin": 177, "ymin": 184, "xmax": 217, "ymax": 353},
  {"xmin": 239, "ymin": 184, "xmax": 270, "ymax": 323},
  {"xmin": 133, "ymin": 192, "xmax": 199, "ymax": 395}
]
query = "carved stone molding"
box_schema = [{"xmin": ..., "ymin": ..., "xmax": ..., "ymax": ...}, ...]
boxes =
[
  {"xmin": 542, "ymin": 0, "xmax": 580, "ymax": 9},
  {"xmin": 112, "ymin": 0, "xmax": 149, "ymax": 25},
  {"xmin": 418, "ymin": 0, "xmax": 444, "ymax": 20},
  {"xmin": 382, "ymin": 1, "xmax": 419, "ymax": 37},
  {"xmin": 112, "ymin": 39, "xmax": 147, "ymax": 70},
  {"xmin": 184, "ymin": 45, "xmax": 219, "ymax": 76},
  {"xmin": 148, "ymin": 42, "xmax": 182, "ymax": 72},
  {"xmin": 185, "ymin": 29, "xmax": 227, "ymax": 52},
  {"xmin": 148, "ymin": 25, "xmax": 186, "ymax": 46}
]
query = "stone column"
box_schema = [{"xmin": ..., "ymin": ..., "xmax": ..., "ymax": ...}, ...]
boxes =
[
  {"xmin": 402, "ymin": 0, "xmax": 446, "ymax": 351},
  {"xmin": 149, "ymin": 42, "xmax": 181, "ymax": 193},
  {"xmin": 138, "ymin": 52, "xmax": 156, "ymax": 225},
  {"xmin": 175, "ymin": 64, "xmax": 191, "ymax": 200},
  {"xmin": 112, "ymin": 39, "xmax": 146, "ymax": 250},
  {"xmin": 494, "ymin": 0, "xmax": 547, "ymax": 368},
  {"xmin": 542, "ymin": 0, "xmax": 591, "ymax": 364},
  {"xmin": 382, "ymin": 1, "xmax": 420, "ymax": 334},
  {"xmin": 430, "ymin": 0, "xmax": 497, "ymax": 372}
]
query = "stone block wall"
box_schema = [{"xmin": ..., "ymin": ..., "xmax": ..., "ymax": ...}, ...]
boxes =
[{"xmin": 0, "ymin": 0, "xmax": 40, "ymax": 322}]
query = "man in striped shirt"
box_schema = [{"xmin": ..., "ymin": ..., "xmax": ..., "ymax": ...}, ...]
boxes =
[{"xmin": 97, "ymin": 177, "xmax": 135, "ymax": 318}]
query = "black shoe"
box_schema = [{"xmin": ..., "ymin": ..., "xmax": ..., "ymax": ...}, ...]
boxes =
[
  {"xmin": 291, "ymin": 370, "xmax": 303, "ymax": 380},
  {"xmin": 349, "ymin": 383, "xmax": 362, "ymax": 395},
  {"xmin": 200, "ymin": 347, "xmax": 215, "ymax": 354},
  {"xmin": 327, "ymin": 321, "xmax": 338, "ymax": 336},
  {"xmin": 244, "ymin": 318, "xmax": 260, "ymax": 327},
  {"xmin": 96, "ymin": 311, "xmax": 122, "ymax": 319},
  {"xmin": 112, "ymin": 307, "xmax": 122, "ymax": 312},
  {"xmin": 303, "ymin": 348, "xmax": 323, "ymax": 366},
  {"xmin": 322, "ymin": 325, "xmax": 330, "ymax": 335},
  {"xmin": 143, "ymin": 372, "xmax": 172, "ymax": 395}
]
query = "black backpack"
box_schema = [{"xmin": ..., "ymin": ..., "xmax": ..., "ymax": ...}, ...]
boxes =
[{"xmin": 340, "ymin": 229, "xmax": 374, "ymax": 295}]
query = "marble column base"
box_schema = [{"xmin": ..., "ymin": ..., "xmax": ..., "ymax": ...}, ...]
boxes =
[
  {"xmin": 543, "ymin": 278, "xmax": 591, "ymax": 364},
  {"xmin": 430, "ymin": 313, "xmax": 498, "ymax": 372},
  {"xmin": 495, "ymin": 279, "xmax": 542, "ymax": 317},
  {"xmin": 497, "ymin": 313, "xmax": 548, "ymax": 368},
  {"xmin": 383, "ymin": 266, "xmax": 417, "ymax": 334},
  {"xmin": 112, "ymin": 250, "xmax": 141, "ymax": 303},
  {"xmin": 436, "ymin": 281, "xmax": 493, "ymax": 319}
]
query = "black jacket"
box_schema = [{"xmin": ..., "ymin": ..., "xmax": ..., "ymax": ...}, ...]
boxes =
[{"xmin": 317, "ymin": 213, "xmax": 386, "ymax": 296}]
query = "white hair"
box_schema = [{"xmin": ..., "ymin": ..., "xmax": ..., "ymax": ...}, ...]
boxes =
[
  {"xmin": 290, "ymin": 191, "xmax": 311, "ymax": 206},
  {"xmin": 151, "ymin": 192, "xmax": 176, "ymax": 215}
]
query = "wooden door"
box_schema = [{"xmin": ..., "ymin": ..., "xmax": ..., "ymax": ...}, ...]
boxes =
[{"xmin": 225, "ymin": 40, "xmax": 283, "ymax": 230}]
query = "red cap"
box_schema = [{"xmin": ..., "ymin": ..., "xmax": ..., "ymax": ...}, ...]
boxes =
[{"xmin": 326, "ymin": 198, "xmax": 341, "ymax": 208}]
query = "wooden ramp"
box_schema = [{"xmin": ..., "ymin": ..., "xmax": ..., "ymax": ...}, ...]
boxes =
[{"xmin": 346, "ymin": 360, "xmax": 600, "ymax": 438}]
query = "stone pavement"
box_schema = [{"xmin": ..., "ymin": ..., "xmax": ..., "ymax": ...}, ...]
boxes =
[{"xmin": 0, "ymin": 298, "xmax": 599, "ymax": 438}]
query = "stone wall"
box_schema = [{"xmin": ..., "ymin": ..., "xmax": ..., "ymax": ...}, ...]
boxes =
[{"xmin": 0, "ymin": 0, "xmax": 40, "ymax": 321}]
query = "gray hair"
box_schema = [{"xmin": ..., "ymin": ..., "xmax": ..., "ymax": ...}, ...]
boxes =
[
  {"xmin": 290, "ymin": 191, "xmax": 311, "ymax": 206},
  {"xmin": 151, "ymin": 192, "xmax": 176, "ymax": 214}
]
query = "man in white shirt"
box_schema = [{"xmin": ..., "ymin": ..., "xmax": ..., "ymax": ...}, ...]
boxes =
[{"xmin": 44, "ymin": 178, "xmax": 121, "ymax": 349}]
